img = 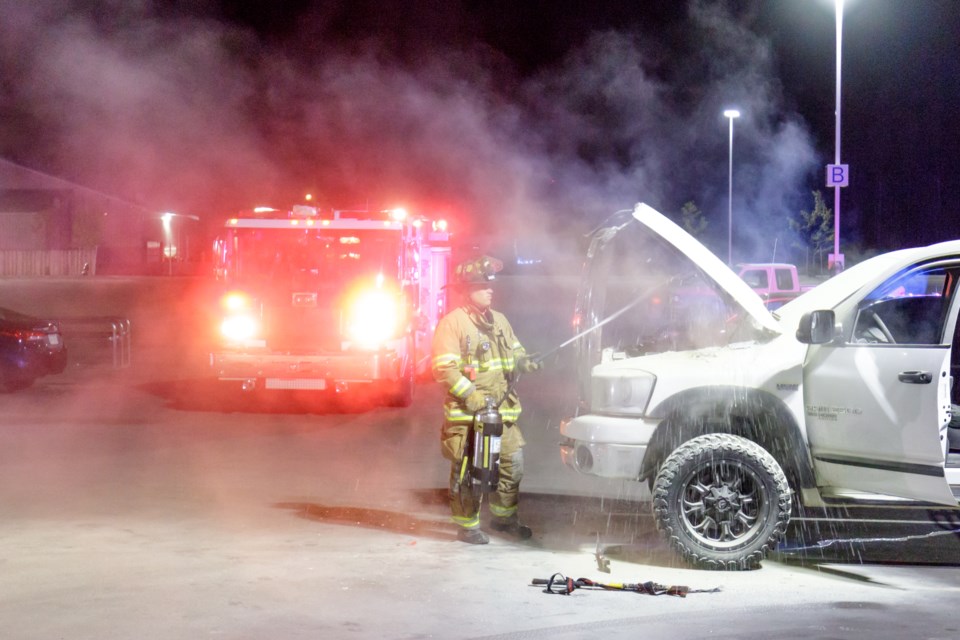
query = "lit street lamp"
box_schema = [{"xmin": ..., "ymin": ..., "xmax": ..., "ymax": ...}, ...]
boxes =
[{"xmin": 723, "ymin": 109, "xmax": 740, "ymax": 266}]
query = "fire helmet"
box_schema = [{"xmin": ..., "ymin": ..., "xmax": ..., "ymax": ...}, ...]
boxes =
[{"xmin": 453, "ymin": 255, "xmax": 503, "ymax": 286}]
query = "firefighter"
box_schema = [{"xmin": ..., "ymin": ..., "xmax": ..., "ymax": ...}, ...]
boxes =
[{"xmin": 432, "ymin": 255, "xmax": 542, "ymax": 544}]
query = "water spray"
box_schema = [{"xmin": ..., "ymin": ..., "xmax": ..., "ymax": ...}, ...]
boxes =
[
  {"xmin": 468, "ymin": 275, "xmax": 679, "ymax": 494},
  {"xmin": 531, "ymin": 275, "xmax": 680, "ymax": 365}
]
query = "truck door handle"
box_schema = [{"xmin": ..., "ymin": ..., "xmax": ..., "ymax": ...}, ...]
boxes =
[{"xmin": 898, "ymin": 370, "xmax": 933, "ymax": 384}]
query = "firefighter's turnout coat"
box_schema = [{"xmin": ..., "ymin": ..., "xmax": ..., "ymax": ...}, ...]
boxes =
[{"xmin": 432, "ymin": 304, "xmax": 527, "ymax": 428}]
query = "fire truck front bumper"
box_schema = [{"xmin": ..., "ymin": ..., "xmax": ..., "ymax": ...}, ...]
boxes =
[{"xmin": 210, "ymin": 350, "xmax": 406, "ymax": 391}]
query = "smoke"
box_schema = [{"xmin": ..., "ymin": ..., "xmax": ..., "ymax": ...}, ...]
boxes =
[
  {"xmin": 0, "ymin": 1, "xmax": 279, "ymax": 209},
  {"xmin": 0, "ymin": 0, "xmax": 818, "ymax": 263},
  {"xmin": 521, "ymin": 1, "xmax": 819, "ymax": 262}
]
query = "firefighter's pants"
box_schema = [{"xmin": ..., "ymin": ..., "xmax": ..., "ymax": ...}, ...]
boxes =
[{"xmin": 441, "ymin": 421, "xmax": 526, "ymax": 530}]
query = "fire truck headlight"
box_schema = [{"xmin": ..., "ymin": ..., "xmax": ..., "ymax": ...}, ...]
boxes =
[
  {"xmin": 221, "ymin": 314, "xmax": 259, "ymax": 342},
  {"xmin": 347, "ymin": 290, "xmax": 401, "ymax": 348}
]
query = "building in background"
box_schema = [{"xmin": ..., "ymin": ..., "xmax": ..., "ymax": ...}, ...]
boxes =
[{"xmin": 0, "ymin": 158, "xmax": 203, "ymax": 276}]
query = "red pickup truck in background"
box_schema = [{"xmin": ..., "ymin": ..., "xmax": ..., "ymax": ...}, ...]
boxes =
[{"xmin": 737, "ymin": 263, "xmax": 815, "ymax": 309}]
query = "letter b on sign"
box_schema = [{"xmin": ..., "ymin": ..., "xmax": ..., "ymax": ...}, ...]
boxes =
[{"xmin": 826, "ymin": 164, "xmax": 849, "ymax": 188}]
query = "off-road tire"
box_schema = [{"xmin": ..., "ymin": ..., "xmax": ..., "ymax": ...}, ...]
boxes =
[{"xmin": 652, "ymin": 433, "xmax": 791, "ymax": 570}]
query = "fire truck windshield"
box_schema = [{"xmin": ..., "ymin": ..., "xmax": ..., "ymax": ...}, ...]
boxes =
[{"xmin": 227, "ymin": 228, "xmax": 401, "ymax": 288}]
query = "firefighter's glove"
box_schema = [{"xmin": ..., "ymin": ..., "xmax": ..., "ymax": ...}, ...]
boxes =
[
  {"xmin": 465, "ymin": 390, "xmax": 487, "ymax": 413},
  {"xmin": 519, "ymin": 353, "xmax": 542, "ymax": 373}
]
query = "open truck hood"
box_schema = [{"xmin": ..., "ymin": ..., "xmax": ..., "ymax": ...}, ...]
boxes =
[
  {"xmin": 632, "ymin": 203, "xmax": 781, "ymax": 334},
  {"xmin": 572, "ymin": 203, "xmax": 783, "ymax": 407}
]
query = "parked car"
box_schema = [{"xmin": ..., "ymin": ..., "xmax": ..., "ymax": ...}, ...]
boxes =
[
  {"xmin": 560, "ymin": 203, "xmax": 960, "ymax": 570},
  {"xmin": 0, "ymin": 306, "xmax": 68, "ymax": 391}
]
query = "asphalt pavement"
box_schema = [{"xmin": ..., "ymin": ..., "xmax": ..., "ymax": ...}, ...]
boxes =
[{"xmin": 1, "ymin": 275, "xmax": 958, "ymax": 640}]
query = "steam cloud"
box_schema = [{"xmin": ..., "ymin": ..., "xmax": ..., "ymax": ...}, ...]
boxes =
[{"xmin": 0, "ymin": 0, "xmax": 818, "ymax": 264}]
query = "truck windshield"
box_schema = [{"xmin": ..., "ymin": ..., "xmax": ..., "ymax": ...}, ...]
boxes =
[{"xmin": 225, "ymin": 228, "xmax": 401, "ymax": 287}]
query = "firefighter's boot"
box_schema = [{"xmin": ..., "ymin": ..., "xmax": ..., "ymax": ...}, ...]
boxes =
[
  {"xmin": 490, "ymin": 514, "xmax": 532, "ymax": 540},
  {"xmin": 457, "ymin": 528, "xmax": 490, "ymax": 545}
]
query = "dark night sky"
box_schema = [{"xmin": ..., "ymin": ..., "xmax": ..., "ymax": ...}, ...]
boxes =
[
  {"xmin": 1, "ymin": 0, "xmax": 958, "ymax": 261},
  {"xmin": 756, "ymin": 1, "xmax": 960, "ymax": 253}
]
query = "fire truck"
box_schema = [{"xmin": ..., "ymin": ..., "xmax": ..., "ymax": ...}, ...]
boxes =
[{"xmin": 209, "ymin": 205, "xmax": 452, "ymax": 406}]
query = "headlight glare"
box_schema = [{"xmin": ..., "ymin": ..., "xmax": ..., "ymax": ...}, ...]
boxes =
[
  {"xmin": 221, "ymin": 291, "xmax": 252, "ymax": 312},
  {"xmin": 347, "ymin": 289, "xmax": 402, "ymax": 348},
  {"xmin": 220, "ymin": 314, "xmax": 259, "ymax": 342}
]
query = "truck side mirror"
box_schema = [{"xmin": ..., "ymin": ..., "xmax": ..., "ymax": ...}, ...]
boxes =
[{"xmin": 796, "ymin": 310, "xmax": 837, "ymax": 344}]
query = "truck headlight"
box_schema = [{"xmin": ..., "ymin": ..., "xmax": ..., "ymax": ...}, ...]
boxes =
[
  {"xmin": 218, "ymin": 291, "xmax": 261, "ymax": 343},
  {"xmin": 346, "ymin": 289, "xmax": 403, "ymax": 349},
  {"xmin": 220, "ymin": 314, "xmax": 259, "ymax": 342},
  {"xmin": 591, "ymin": 371, "xmax": 655, "ymax": 416}
]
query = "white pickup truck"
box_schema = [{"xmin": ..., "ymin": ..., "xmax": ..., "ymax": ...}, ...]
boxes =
[{"xmin": 560, "ymin": 203, "xmax": 960, "ymax": 570}]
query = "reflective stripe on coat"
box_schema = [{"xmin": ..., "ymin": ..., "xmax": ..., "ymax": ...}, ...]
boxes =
[{"xmin": 431, "ymin": 305, "xmax": 526, "ymax": 423}]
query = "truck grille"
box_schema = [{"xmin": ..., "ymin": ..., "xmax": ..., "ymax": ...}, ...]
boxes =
[{"xmin": 263, "ymin": 304, "xmax": 341, "ymax": 352}]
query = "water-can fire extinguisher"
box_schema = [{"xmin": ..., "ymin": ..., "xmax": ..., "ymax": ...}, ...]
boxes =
[{"xmin": 471, "ymin": 396, "xmax": 504, "ymax": 493}]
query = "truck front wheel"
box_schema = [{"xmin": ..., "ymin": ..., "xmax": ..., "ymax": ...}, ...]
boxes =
[{"xmin": 652, "ymin": 433, "xmax": 791, "ymax": 570}]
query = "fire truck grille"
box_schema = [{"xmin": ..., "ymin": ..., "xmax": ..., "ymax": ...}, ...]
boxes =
[{"xmin": 263, "ymin": 306, "xmax": 341, "ymax": 352}]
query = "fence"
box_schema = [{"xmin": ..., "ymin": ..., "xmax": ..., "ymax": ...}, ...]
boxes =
[{"xmin": 0, "ymin": 248, "xmax": 99, "ymax": 276}]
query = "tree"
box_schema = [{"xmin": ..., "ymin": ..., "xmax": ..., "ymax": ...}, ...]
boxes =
[
  {"xmin": 680, "ymin": 201, "xmax": 708, "ymax": 238},
  {"xmin": 789, "ymin": 190, "xmax": 834, "ymax": 273}
]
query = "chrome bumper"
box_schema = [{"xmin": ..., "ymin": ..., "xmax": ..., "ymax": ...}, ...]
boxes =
[{"xmin": 211, "ymin": 350, "xmax": 404, "ymax": 386}]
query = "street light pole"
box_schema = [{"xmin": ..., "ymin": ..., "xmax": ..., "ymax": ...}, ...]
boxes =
[
  {"xmin": 723, "ymin": 109, "xmax": 740, "ymax": 266},
  {"xmin": 833, "ymin": 0, "xmax": 844, "ymax": 272}
]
